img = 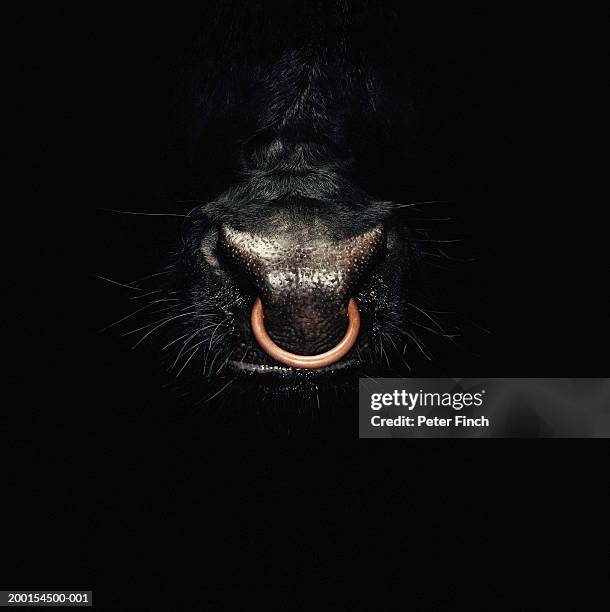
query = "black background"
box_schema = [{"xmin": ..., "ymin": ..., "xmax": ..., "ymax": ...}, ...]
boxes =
[{"xmin": 6, "ymin": 4, "xmax": 607, "ymax": 608}]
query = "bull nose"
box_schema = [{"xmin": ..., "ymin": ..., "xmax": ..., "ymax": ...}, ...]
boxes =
[{"xmin": 219, "ymin": 220, "xmax": 384, "ymax": 357}]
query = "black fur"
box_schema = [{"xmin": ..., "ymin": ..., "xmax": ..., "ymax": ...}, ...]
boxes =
[{"xmin": 102, "ymin": 1, "xmax": 475, "ymax": 434}]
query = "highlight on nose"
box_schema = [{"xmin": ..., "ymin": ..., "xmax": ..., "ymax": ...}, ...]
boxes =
[{"xmin": 218, "ymin": 210, "xmax": 385, "ymax": 366}]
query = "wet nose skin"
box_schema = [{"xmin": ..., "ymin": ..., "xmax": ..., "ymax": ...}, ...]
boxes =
[{"xmin": 219, "ymin": 222, "xmax": 385, "ymax": 355}]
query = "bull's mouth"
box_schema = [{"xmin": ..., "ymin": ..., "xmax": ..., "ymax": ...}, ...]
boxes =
[
  {"xmin": 250, "ymin": 296, "xmax": 360, "ymax": 369},
  {"xmin": 225, "ymin": 296, "xmax": 367, "ymax": 382},
  {"xmin": 227, "ymin": 357, "xmax": 360, "ymax": 380}
]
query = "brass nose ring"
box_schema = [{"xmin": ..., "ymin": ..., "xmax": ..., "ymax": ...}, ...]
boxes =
[{"xmin": 250, "ymin": 297, "xmax": 361, "ymax": 369}]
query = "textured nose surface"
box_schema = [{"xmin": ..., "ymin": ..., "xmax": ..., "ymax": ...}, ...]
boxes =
[{"xmin": 219, "ymin": 219, "xmax": 384, "ymax": 355}]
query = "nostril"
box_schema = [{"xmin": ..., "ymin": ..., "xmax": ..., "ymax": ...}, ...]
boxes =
[{"xmin": 214, "ymin": 227, "xmax": 257, "ymax": 294}]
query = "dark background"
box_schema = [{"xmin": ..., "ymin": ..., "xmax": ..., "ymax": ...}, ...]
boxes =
[{"xmin": 6, "ymin": 3, "xmax": 607, "ymax": 608}]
